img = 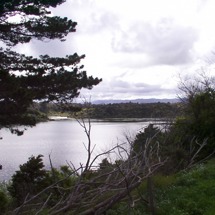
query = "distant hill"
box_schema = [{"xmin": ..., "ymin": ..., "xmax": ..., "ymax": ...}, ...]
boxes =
[{"xmin": 92, "ymin": 98, "xmax": 180, "ymax": 104}]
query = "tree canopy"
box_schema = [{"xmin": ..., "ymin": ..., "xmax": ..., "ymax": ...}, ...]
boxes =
[{"xmin": 0, "ymin": 0, "xmax": 102, "ymax": 128}]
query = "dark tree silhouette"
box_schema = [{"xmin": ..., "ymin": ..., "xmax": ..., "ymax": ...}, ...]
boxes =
[{"xmin": 0, "ymin": 0, "xmax": 101, "ymax": 127}]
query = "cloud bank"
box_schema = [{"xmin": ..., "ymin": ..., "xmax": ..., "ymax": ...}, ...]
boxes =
[{"xmin": 13, "ymin": 0, "xmax": 215, "ymax": 101}]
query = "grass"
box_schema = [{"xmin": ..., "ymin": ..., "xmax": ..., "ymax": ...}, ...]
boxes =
[
  {"xmin": 107, "ymin": 159, "xmax": 215, "ymax": 215},
  {"xmin": 156, "ymin": 160, "xmax": 215, "ymax": 215}
]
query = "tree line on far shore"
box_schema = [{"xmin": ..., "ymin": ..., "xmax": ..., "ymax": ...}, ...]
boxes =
[{"xmin": 35, "ymin": 101, "xmax": 184, "ymax": 119}]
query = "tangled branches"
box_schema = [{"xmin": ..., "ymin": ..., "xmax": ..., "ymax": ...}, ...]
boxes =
[{"xmin": 11, "ymin": 122, "xmax": 166, "ymax": 215}]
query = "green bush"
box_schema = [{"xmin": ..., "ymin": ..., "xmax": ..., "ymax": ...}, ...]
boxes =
[
  {"xmin": 8, "ymin": 155, "xmax": 49, "ymax": 205},
  {"xmin": 7, "ymin": 154, "xmax": 78, "ymax": 214}
]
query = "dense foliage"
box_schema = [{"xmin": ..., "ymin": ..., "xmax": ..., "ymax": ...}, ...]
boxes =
[
  {"xmin": 0, "ymin": 0, "xmax": 101, "ymax": 128},
  {"xmin": 86, "ymin": 102, "xmax": 182, "ymax": 119},
  {"xmin": 8, "ymin": 155, "xmax": 49, "ymax": 205},
  {"xmin": 7, "ymin": 155, "xmax": 76, "ymax": 210}
]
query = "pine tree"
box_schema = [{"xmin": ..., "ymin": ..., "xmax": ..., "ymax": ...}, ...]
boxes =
[{"xmin": 0, "ymin": 0, "xmax": 101, "ymax": 127}]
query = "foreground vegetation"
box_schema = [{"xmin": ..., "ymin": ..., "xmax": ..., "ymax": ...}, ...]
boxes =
[{"xmin": 1, "ymin": 153, "xmax": 215, "ymax": 214}]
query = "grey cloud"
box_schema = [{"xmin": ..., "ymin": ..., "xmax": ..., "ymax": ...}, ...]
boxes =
[
  {"xmin": 83, "ymin": 79, "xmax": 176, "ymax": 100},
  {"xmin": 130, "ymin": 82, "xmax": 174, "ymax": 96},
  {"xmin": 134, "ymin": 82, "xmax": 154, "ymax": 88},
  {"xmin": 110, "ymin": 79, "xmax": 131, "ymax": 88},
  {"xmin": 112, "ymin": 19, "xmax": 198, "ymax": 65}
]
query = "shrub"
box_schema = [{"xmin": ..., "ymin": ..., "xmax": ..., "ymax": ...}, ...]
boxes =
[{"xmin": 8, "ymin": 155, "xmax": 49, "ymax": 206}]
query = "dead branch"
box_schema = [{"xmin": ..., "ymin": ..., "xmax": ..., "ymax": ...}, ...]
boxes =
[{"xmin": 47, "ymin": 136, "xmax": 166, "ymax": 215}]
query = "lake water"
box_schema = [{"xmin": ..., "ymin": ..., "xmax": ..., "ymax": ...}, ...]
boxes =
[{"xmin": 0, "ymin": 118, "xmax": 162, "ymax": 181}]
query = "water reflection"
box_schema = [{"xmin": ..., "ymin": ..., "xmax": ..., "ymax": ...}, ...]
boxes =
[{"xmin": 0, "ymin": 119, "xmax": 158, "ymax": 181}]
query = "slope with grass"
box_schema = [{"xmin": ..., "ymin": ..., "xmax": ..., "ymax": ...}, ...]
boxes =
[{"xmin": 107, "ymin": 159, "xmax": 215, "ymax": 215}]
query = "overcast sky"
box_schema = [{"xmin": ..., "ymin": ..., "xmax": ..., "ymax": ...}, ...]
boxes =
[{"xmin": 16, "ymin": 0, "xmax": 215, "ymax": 101}]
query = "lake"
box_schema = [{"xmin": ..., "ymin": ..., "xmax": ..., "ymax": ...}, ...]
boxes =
[{"xmin": 0, "ymin": 118, "xmax": 163, "ymax": 181}]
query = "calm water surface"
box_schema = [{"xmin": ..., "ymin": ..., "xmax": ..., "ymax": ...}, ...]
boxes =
[{"xmin": 0, "ymin": 119, "xmax": 157, "ymax": 181}]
